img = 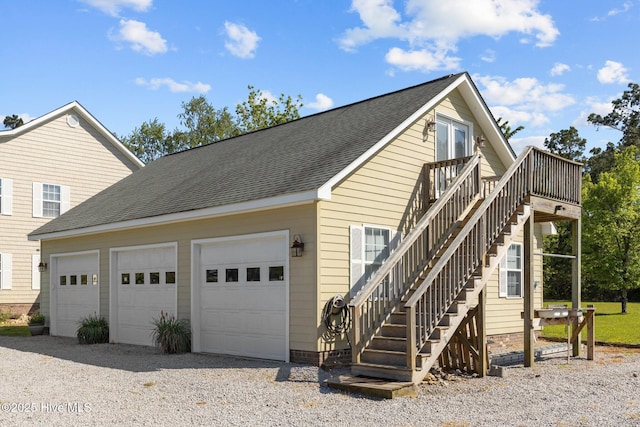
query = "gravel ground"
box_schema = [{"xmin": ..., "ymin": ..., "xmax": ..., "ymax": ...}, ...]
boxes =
[{"xmin": 1, "ymin": 335, "xmax": 639, "ymax": 426}]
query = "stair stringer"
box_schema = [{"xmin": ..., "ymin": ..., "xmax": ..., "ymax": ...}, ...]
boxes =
[
  {"xmin": 349, "ymin": 204, "xmax": 532, "ymax": 384},
  {"xmin": 409, "ymin": 204, "xmax": 532, "ymax": 383}
]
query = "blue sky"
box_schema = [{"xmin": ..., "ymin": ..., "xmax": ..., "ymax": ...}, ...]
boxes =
[{"xmin": 2, "ymin": 0, "xmax": 637, "ymax": 154}]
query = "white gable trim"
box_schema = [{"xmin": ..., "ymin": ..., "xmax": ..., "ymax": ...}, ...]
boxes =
[
  {"xmin": 319, "ymin": 73, "xmax": 516, "ymax": 196},
  {"xmin": 0, "ymin": 101, "xmax": 144, "ymax": 168}
]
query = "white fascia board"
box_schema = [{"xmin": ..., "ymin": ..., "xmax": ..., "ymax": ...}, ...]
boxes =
[
  {"xmin": 29, "ymin": 189, "xmax": 321, "ymax": 241},
  {"xmin": 0, "ymin": 101, "xmax": 144, "ymax": 169},
  {"xmin": 318, "ymin": 74, "xmax": 470, "ymax": 195}
]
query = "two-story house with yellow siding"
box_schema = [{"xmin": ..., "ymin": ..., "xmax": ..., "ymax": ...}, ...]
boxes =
[
  {"xmin": 29, "ymin": 73, "xmax": 582, "ymax": 385},
  {"xmin": 0, "ymin": 101, "xmax": 143, "ymax": 315}
]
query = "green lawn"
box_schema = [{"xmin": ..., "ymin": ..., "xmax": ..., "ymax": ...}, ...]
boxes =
[
  {"xmin": 541, "ymin": 301, "xmax": 640, "ymax": 345},
  {"xmin": 0, "ymin": 324, "xmax": 30, "ymax": 337}
]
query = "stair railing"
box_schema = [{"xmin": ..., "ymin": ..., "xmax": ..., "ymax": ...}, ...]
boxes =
[
  {"xmin": 349, "ymin": 154, "xmax": 482, "ymax": 364},
  {"xmin": 404, "ymin": 146, "xmax": 582, "ymax": 370}
]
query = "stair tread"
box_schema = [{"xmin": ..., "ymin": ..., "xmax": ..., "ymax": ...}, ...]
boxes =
[
  {"xmin": 364, "ymin": 348, "xmax": 406, "ymax": 355},
  {"xmin": 352, "ymin": 361, "xmax": 413, "ymax": 371}
]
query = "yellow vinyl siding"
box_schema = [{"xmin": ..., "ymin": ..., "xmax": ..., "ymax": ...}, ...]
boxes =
[
  {"xmin": 318, "ymin": 90, "xmax": 514, "ymax": 350},
  {"xmin": 0, "ymin": 112, "xmax": 139, "ymax": 306},
  {"xmin": 40, "ymin": 203, "xmax": 319, "ymax": 352},
  {"xmin": 485, "ymin": 225, "xmax": 544, "ymax": 335}
]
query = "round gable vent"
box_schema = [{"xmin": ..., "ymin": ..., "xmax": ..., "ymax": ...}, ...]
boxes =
[{"xmin": 67, "ymin": 114, "xmax": 80, "ymax": 128}]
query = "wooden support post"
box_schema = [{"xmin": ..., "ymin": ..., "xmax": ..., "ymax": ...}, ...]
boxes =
[
  {"xmin": 477, "ymin": 288, "xmax": 487, "ymax": 377},
  {"xmin": 571, "ymin": 218, "xmax": 582, "ymax": 357},
  {"xmin": 524, "ymin": 212, "xmax": 535, "ymax": 367},
  {"xmin": 587, "ymin": 305, "xmax": 595, "ymax": 360}
]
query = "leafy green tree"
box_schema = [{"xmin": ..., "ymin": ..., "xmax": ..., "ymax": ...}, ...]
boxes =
[
  {"xmin": 496, "ymin": 117, "xmax": 524, "ymax": 140},
  {"xmin": 120, "ymin": 118, "xmax": 173, "ymax": 164},
  {"xmin": 3, "ymin": 114, "xmax": 24, "ymax": 129},
  {"xmin": 122, "ymin": 87, "xmax": 303, "ymax": 163},
  {"xmin": 235, "ymin": 86, "xmax": 303, "ymax": 132},
  {"xmin": 543, "ymin": 126, "xmax": 587, "ymax": 163},
  {"xmin": 582, "ymin": 146, "xmax": 640, "ymax": 313},
  {"xmin": 177, "ymin": 96, "xmax": 239, "ymax": 147},
  {"xmin": 587, "ymin": 82, "xmax": 640, "ymax": 182}
]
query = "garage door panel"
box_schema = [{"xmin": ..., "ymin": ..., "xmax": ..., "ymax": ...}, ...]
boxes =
[
  {"xmin": 114, "ymin": 246, "xmax": 177, "ymax": 346},
  {"xmin": 196, "ymin": 234, "xmax": 288, "ymax": 361},
  {"xmin": 53, "ymin": 254, "xmax": 100, "ymax": 338}
]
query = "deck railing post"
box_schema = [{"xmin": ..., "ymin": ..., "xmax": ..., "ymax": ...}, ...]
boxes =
[
  {"xmin": 351, "ymin": 305, "xmax": 361, "ymax": 364},
  {"xmin": 406, "ymin": 305, "xmax": 417, "ymax": 370}
]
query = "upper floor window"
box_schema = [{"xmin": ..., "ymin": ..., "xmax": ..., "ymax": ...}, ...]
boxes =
[
  {"xmin": 436, "ymin": 117, "xmax": 470, "ymax": 161},
  {"xmin": 33, "ymin": 182, "xmax": 70, "ymax": 218},
  {"xmin": 0, "ymin": 178, "xmax": 13, "ymax": 216}
]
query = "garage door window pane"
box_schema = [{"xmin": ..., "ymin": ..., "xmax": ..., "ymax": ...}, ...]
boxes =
[
  {"xmin": 269, "ymin": 266, "xmax": 284, "ymax": 281},
  {"xmin": 166, "ymin": 271, "xmax": 176, "ymax": 284},
  {"xmin": 247, "ymin": 267, "xmax": 260, "ymax": 282},
  {"xmin": 70, "ymin": 275, "xmax": 77, "ymax": 285},
  {"xmin": 81, "ymin": 274, "xmax": 88, "ymax": 285},
  {"xmin": 150, "ymin": 272, "xmax": 160, "ymax": 284},
  {"xmin": 60, "ymin": 276, "xmax": 67, "ymax": 286},
  {"xmin": 135, "ymin": 273, "xmax": 145, "ymax": 285},
  {"xmin": 226, "ymin": 268, "xmax": 238, "ymax": 282},
  {"xmin": 206, "ymin": 269, "xmax": 218, "ymax": 283},
  {"xmin": 121, "ymin": 273, "xmax": 130, "ymax": 285}
]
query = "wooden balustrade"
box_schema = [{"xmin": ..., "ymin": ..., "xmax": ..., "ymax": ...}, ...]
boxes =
[{"xmin": 349, "ymin": 154, "xmax": 481, "ymax": 364}]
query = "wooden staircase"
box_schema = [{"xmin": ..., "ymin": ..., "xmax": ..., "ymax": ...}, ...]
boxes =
[
  {"xmin": 344, "ymin": 146, "xmax": 582, "ymax": 389},
  {"xmin": 352, "ymin": 203, "xmax": 531, "ymax": 382}
]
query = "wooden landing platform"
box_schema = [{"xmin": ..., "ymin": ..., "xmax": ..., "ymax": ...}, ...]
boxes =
[{"xmin": 325, "ymin": 375, "xmax": 417, "ymax": 399}]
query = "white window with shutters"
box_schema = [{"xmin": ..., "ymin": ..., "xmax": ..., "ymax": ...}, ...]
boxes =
[
  {"xmin": 350, "ymin": 224, "xmax": 400, "ymax": 294},
  {"xmin": 499, "ymin": 243, "xmax": 523, "ymax": 298},
  {"xmin": 33, "ymin": 182, "xmax": 70, "ymax": 218},
  {"xmin": 0, "ymin": 253, "xmax": 12, "ymax": 290},
  {"xmin": 0, "ymin": 178, "xmax": 13, "ymax": 216}
]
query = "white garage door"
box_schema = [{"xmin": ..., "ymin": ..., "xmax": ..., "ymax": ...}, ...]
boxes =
[
  {"xmin": 194, "ymin": 233, "xmax": 288, "ymax": 361},
  {"xmin": 52, "ymin": 252, "xmax": 100, "ymax": 337},
  {"xmin": 112, "ymin": 245, "xmax": 177, "ymax": 346}
]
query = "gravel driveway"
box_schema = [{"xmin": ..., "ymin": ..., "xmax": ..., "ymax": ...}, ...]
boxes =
[{"xmin": 1, "ymin": 335, "xmax": 639, "ymax": 426}]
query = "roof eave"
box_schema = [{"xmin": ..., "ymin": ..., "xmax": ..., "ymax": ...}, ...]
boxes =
[{"xmin": 29, "ymin": 188, "xmax": 328, "ymax": 241}]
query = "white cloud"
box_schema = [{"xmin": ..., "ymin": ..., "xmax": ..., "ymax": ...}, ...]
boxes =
[
  {"xmin": 475, "ymin": 74, "xmax": 575, "ymax": 128},
  {"xmin": 509, "ymin": 135, "xmax": 546, "ymax": 153},
  {"xmin": 550, "ymin": 63, "xmax": 570, "ymax": 76},
  {"xmin": 223, "ymin": 22, "xmax": 260, "ymax": 59},
  {"xmin": 135, "ymin": 77, "xmax": 211, "ymax": 94},
  {"xmin": 111, "ymin": 19, "xmax": 167, "ymax": 55},
  {"xmin": 385, "ymin": 46, "xmax": 460, "ymax": 72},
  {"xmin": 339, "ymin": 0, "xmax": 559, "ymax": 72},
  {"xmin": 78, "ymin": 0, "xmax": 152, "ymax": 17},
  {"xmin": 307, "ymin": 93, "xmax": 334, "ymax": 111},
  {"xmin": 480, "ymin": 49, "xmax": 496, "ymax": 63},
  {"xmin": 597, "ymin": 60, "xmax": 629, "ymax": 84},
  {"xmin": 572, "ymin": 96, "xmax": 615, "ymax": 128},
  {"xmin": 608, "ymin": 1, "xmax": 633, "ymax": 16}
]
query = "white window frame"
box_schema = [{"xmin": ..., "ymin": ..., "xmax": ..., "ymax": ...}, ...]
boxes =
[
  {"xmin": 0, "ymin": 253, "xmax": 12, "ymax": 290},
  {"xmin": 499, "ymin": 243, "xmax": 523, "ymax": 298},
  {"xmin": 435, "ymin": 115, "xmax": 472, "ymax": 161},
  {"xmin": 350, "ymin": 224, "xmax": 400, "ymax": 293},
  {"xmin": 33, "ymin": 182, "xmax": 70, "ymax": 218},
  {"xmin": 0, "ymin": 178, "xmax": 13, "ymax": 216}
]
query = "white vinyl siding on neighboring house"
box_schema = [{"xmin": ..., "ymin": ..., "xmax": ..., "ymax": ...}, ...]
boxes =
[
  {"xmin": 499, "ymin": 243, "xmax": 523, "ymax": 298},
  {"xmin": 0, "ymin": 178, "xmax": 13, "ymax": 215},
  {"xmin": 350, "ymin": 225, "xmax": 400, "ymax": 294},
  {"xmin": 33, "ymin": 182, "xmax": 70, "ymax": 218},
  {"xmin": 0, "ymin": 253, "xmax": 12, "ymax": 290}
]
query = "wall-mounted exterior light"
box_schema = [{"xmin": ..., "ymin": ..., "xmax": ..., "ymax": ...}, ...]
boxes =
[
  {"xmin": 37, "ymin": 262, "xmax": 47, "ymax": 273},
  {"xmin": 290, "ymin": 235, "xmax": 304, "ymax": 257}
]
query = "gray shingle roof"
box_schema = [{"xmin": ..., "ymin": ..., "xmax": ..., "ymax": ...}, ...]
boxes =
[{"xmin": 30, "ymin": 73, "xmax": 465, "ymax": 237}]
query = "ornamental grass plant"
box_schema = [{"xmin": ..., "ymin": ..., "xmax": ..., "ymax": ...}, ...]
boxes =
[
  {"xmin": 151, "ymin": 311, "xmax": 191, "ymax": 354},
  {"xmin": 77, "ymin": 313, "xmax": 110, "ymax": 344}
]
